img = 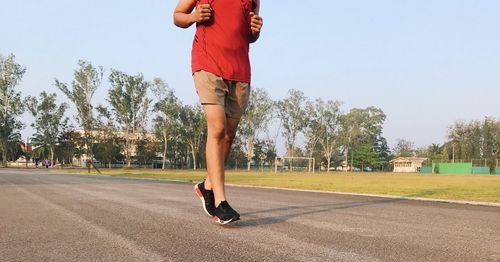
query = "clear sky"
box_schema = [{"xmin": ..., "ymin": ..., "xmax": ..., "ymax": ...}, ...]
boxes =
[{"xmin": 1, "ymin": 0, "xmax": 499, "ymax": 151}]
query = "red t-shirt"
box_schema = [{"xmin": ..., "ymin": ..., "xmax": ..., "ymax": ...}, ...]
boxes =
[{"xmin": 191, "ymin": 0, "xmax": 253, "ymax": 83}]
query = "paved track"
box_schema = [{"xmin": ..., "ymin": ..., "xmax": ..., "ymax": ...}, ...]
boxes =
[{"xmin": 1, "ymin": 169, "xmax": 499, "ymax": 261}]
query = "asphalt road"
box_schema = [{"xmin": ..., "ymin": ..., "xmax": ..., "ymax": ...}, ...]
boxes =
[{"xmin": 0, "ymin": 169, "xmax": 499, "ymax": 262}]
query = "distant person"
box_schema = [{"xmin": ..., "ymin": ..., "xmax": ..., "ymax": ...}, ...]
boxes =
[
  {"xmin": 44, "ymin": 159, "xmax": 49, "ymax": 168},
  {"xmin": 174, "ymin": 0, "xmax": 263, "ymax": 224},
  {"xmin": 35, "ymin": 158, "xmax": 40, "ymax": 168}
]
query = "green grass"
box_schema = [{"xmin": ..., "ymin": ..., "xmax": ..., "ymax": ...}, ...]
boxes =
[{"xmin": 58, "ymin": 168, "xmax": 500, "ymax": 203}]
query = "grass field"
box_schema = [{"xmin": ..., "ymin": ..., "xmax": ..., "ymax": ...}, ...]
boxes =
[{"xmin": 58, "ymin": 168, "xmax": 500, "ymax": 203}]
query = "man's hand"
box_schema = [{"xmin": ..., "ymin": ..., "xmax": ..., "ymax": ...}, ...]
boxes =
[
  {"xmin": 193, "ymin": 4, "xmax": 212, "ymax": 23},
  {"xmin": 249, "ymin": 12, "xmax": 263, "ymax": 43},
  {"xmin": 249, "ymin": 12, "xmax": 263, "ymax": 34}
]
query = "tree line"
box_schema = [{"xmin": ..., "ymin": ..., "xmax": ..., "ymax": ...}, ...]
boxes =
[
  {"xmin": 392, "ymin": 118, "xmax": 500, "ymax": 173},
  {"xmin": 1, "ymin": 53, "xmax": 498, "ymax": 172}
]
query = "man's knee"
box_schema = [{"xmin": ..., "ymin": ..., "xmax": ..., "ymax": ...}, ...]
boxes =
[{"xmin": 208, "ymin": 122, "xmax": 226, "ymax": 141}]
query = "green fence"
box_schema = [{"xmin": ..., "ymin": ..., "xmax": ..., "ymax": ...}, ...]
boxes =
[
  {"xmin": 419, "ymin": 166, "xmax": 433, "ymax": 174},
  {"xmin": 421, "ymin": 162, "xmax": 500, "ymax": 175},
  {"xmin": 472, "ymin": 167, "xmax": 490, "ymax": 174},
  {"xmin": 472, "ymin": 167, "xmax": 500, "ymax": 174},
  {"xmin": 433, "ymin": 163, "xmax": 472, "ymax": 174}
]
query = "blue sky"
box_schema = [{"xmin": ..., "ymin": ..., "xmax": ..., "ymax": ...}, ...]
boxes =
[{"xmin": 1, "ymin": 0, "xmax": 499, "ymax": 151}]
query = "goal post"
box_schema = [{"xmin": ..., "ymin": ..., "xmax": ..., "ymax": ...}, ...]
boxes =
[{"xmin": 274, "ymin": 156, "xmax": 315, "ymax": 173}]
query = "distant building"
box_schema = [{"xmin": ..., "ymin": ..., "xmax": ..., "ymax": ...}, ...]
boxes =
[
  {"xmin": 73, "ymin": 129, "xmax": 158, "ymax": 167},
  {"xmin": 20, "ymin": 142, "xmax": 33, "ymax": 153},
  {"xmin": 390, "ymin": 157, "xmax": 428, "ymax": 173}
]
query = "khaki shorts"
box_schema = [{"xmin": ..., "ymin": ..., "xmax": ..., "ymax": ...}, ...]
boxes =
[{"xmin": 193, "ymin": 70, "xmax": 251, "ymax": 119}]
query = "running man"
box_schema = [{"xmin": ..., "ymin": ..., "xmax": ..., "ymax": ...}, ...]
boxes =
[{"xmin": 173, "ymin": 0, "xmax": 263, "ymax": 224}]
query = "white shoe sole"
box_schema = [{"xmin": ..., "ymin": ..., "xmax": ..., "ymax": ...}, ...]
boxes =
[{"xmin": 213, "ymin": 215, "xmax": 240, "ymax": 225}]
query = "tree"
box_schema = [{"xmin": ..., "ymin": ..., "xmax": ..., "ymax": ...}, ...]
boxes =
[
  {"xmin": 252, "ymin": 139, "xmax": 277, "ymax": 171},
  {"xmin": 152, "ymin": 78, "xmax": 181, "ymax": 170},
  {"xmin": 0, "ymin": 53, "xmax": 26, "ymax": 166},
  {"xmin": 56, "ymin": 60, "xmax": 103, "ymax": 173},
  {"xmin": 339, "ymin": 110, "xmax": 361, "ymax": 171},
  {"xmin": 94, "ymin": 106, "xmax": 123, "ymax": 168},
  {"xmin": 304, "ymin": 101, "xmax": 321, "ymax": 167},
  {"xmin": 392, "ymin": 138, "xmax": 416, "ymax": 157},
  {"xmin": 180, "ymin": 104, "xmax": 206, "ymax": 170},
  {"xmin": 26, "ymin": 92, "xmax": 69, "ymax": 165},
  {"xmin": 107, "ymin": 70, "xmax": 151, "ymax": 167},
  {"xmin": 482, "ymin": 117, "xmax": 499, "ymax": 174},
  {"xmin": 277, "ymin": 89, "xmax": 308, "ymax": 157},
  {"xmin": 448, "ymin": 120, "xmax": 482, "ymax": 160},
  {"xmin": 374, "ymin": 136, "xmax": 391, "ymax": 171},
  {"xmin": 306, "ymin": 98, "xmax": 342, "ymax": 172},
  {"xmin": 447, "ymin": 118, "xmax": 500, "ymax": 167},
  {"xmin": 340, "ymin": 107, "xmax": 386, "ymax": 171},
  {"xmin": 425, "ymin": 143, "xmax": 446, "ymax": 163},
  {"xmin": 352, "ymin": 143, "xmax": 384, "ymax": 171},
  {"xmin": 55, "ymin": 130, "xmax": 82, "ymax": 166},
  {"xmin": 239, "ymin": 88, "xmax": 274, "ymax": 170},
  {"xmin": 135, "ymin": 137, "xmax": 158, "ymax": 168},
  {"xmin": 226, "ymin": 135, "xmax": 247, "ymax": 170}
]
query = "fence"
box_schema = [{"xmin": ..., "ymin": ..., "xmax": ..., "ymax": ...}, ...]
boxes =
[
  {"xmin": 421, "ymin": 159, "xmax": 500, "ymax": 175},
  {"xmin": 432, "ymin": 162, "xmax": 472, "ymax": 174},
  {"xmin": 7, "ymin": 161, "xmax": 36, "ymax": 168}
]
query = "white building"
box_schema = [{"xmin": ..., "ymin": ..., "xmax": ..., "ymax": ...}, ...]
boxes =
[{"xmin": 391, "ymin": 157, "xmax": 428, "ymax": 173}]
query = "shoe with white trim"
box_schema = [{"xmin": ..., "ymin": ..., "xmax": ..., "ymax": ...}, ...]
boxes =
[
  {"xmin": 194, "ymin": 181, "xmax": 215, "ymax": 217},
  {"xmin": 213, "ymin": 201, "xmax": 240, "ymax": 225}
]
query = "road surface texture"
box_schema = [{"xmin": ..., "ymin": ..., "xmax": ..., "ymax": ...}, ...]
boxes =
[{"xmin": 1, "ymin": 169, "xmax": 499, "ymax": 262}]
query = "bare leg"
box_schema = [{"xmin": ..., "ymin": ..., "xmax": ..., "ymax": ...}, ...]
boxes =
[
  {"xmin": 223, "ymin": 117, "xmax": 241, "ymax": 162},
  {"xmin": 204, "ymin": 114, "xmax": 241, "ymax": 205},
  {"xmin": 203, "ymin": 105, "xmax": 227, "ymax": 206}
]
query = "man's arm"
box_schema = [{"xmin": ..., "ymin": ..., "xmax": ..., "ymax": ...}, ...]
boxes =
[
  {"xmin": 249, "ymin": 0, "xmax": 263, "ymax": 43},
  {"xmin": 173, "ymin": 0, "xmax": 212, "ymax": 28}
]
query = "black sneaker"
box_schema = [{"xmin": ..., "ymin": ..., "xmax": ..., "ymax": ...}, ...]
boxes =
[
  {"xmin": 194, "ymin": 181, "xmax": 215, "ymax": 217},
  {"xmin": 213, "ymin": 201, "xmax": 240, "ymax": 225}
]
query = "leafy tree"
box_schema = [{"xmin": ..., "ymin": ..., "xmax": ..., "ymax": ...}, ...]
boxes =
[
  {"xmin": 0, "ymin": 53, "xmax": 26, "ymax": 166},
  {"xmin": 339, "ymin": 110, "xmax": 363, "ymax": 171},
  {"xmin": 392, "ymin": 138, "xmax": 416, "ymax": 157},
  {"xmin": 482, "ymin": 117, "xmax": 499, "ymax": 174},
  {"xmin": 56, "ymin": 60, "xmax": 103, "ymax": 172},
  {"xmin": 239, "ymin": 88, "xmax": 274, "ymax": 170},
  {"xmin": 416, "ymin": 143, "xmax": 446, "ymax": 166},
  {"xmin": 428, "ymin": 143, "xmax": 445, "ymax": 161},
  {"xmin": 55, "ymin": 130, "xmax": 82, "ymax": 166},
  {"xmin": 26, "ymin": 92, "xmax": 69, "ymax": 165},
  {"xmin": 107, "ymin": 70, "xmax": 151, "ymax": 167},
  {"xmin": 448, "ymin": 120, "xmax": 482, "ymax": 160},
  {"xmin": 179, "ymin": 104, "xmax": 206, "ymax": 170},
  {"xmin": 252, "ymin": 139, "xmax": 277, "ymax": 171},
  {"xmin": 371, "ymin": 136, "xmax": 391, "ymax": 171},
  {"xmin": 304, "ymin": 101, "xmax": 321, "ymax": 165},
  {"xmin": 135, "ymin": 137, "xmax": 158, "ymax": 167},
  {"xmin": 94, "ymin": 106, "xmax": 123, "ymax": 168},
  {"xmin": 340, "ymin": 107, "xmax": 386, "ymax": 171},
  {"xmin": 152, "ymin": 78, "xmax": 181, "ymax": 169},
  {"xmin": 277, "ymin": 89, "xmax": 308, "ymax": 157},
  {"xmin": 226, "ymin": 135, "xmax": 247, "ymax": 170},
  {"xmin": 447, "ymin": 117, "xmax": 500, "ymax": 170},
  {"xmin": 306, "ymin": 98, "xmax": 342, "ymax": 172},
  {"xmin": 352, "ymin": 143, "xmax": 385, "ymax": 171}
]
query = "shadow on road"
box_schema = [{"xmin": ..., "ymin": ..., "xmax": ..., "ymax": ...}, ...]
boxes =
[{"xmin": 235, "ymin": 198, "xmax": 406, "ymax": 228}]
